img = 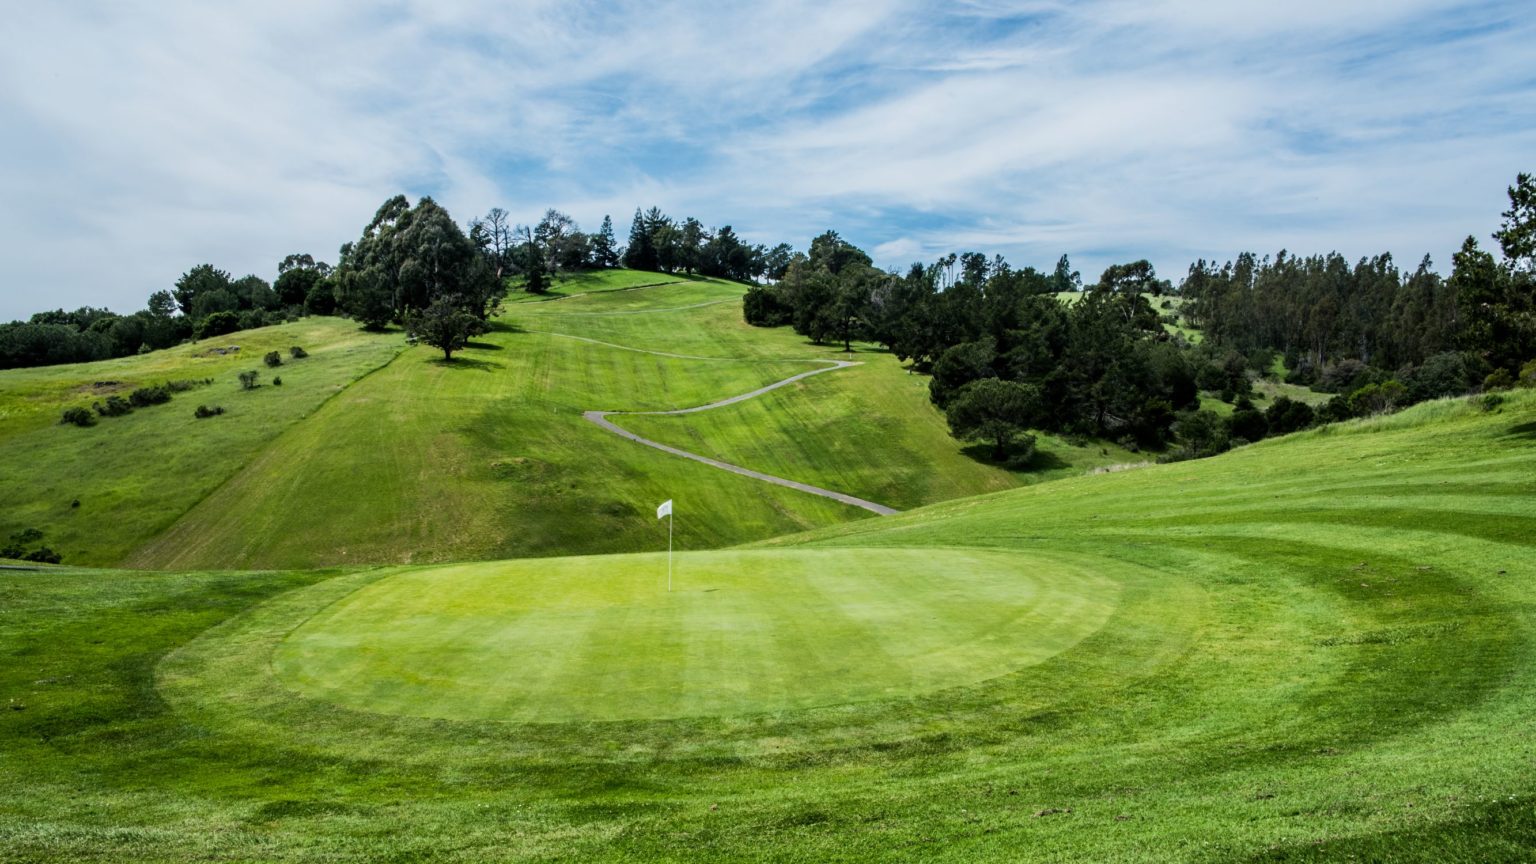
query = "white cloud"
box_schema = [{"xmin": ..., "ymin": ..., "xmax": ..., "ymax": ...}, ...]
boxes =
[{"xmin": 0, "ymin": 0, "xmax": 1531, "ymax": 319}]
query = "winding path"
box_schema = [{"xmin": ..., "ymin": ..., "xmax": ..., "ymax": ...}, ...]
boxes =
[{"xmin": 529, "ymin": 327, "xmax": 900, "ymax": 517}]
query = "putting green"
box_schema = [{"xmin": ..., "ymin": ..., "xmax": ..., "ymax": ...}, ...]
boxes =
[{"xmin": 273, "ymin": 547, "xmax": 1119, "ymax": 722}]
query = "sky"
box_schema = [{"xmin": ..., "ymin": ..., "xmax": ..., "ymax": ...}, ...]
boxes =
[{"xmin": 1, "ymin": 0, "xmax": 1533, "ymax": 320}]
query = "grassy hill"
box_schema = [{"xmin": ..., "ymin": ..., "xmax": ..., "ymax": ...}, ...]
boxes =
[
  {"xmin": 3, "ymin": 389, "xmax": 1532, "ymax": 861},
  {"xmin": 5, "ymin": 270, "xmax": 1141, "ymax": 570}
]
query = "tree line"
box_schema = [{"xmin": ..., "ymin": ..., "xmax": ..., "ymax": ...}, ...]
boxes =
[
  {"xmin": 2, "ymin": 196, "xmax": 774, "ymax": 368},
  {"xmin": 744, "ymin": 173, "xmax": 1536, "ymax": 463}
]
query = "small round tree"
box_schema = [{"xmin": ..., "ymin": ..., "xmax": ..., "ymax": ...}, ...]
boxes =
[
  {"xmin": 945, "ymin": 378, "xmax": 1042, "ymax": 463},
  {"xmin": 405, "ymin": 295, "xmax": 480, "ymax": 361}
]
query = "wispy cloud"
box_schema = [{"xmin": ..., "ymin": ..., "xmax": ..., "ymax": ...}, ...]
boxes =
[{"xmin": 0, "ymin": 1, "xmax": 1531, "ymax": 319}]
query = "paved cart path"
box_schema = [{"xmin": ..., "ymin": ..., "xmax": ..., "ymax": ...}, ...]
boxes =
[{"xmin": 526, "ymin": 322, "xmax": 900, "ymax": 516}]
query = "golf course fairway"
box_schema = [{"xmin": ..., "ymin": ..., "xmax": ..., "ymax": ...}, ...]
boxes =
[{"xmin": 270, "ymin": 549, "xmax": 1119, "ymax": 721}]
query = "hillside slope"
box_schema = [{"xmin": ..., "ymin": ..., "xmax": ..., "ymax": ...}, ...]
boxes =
[
  {"xmin": 2, "ymin": 390, "xmax": 1532, "ymax": 862},
  {"xmin": 127, "ymin": 271, "xmax": 1098, "ymax": 569}
]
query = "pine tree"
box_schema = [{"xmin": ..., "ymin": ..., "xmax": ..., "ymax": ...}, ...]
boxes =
[{"xmin": 592, "ymin": 215, "xmax": 621, "ymax": 269}]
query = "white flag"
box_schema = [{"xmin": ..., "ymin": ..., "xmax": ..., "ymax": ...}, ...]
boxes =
[{"xmin": 657, "ymin": 499, "xmax": 673, "ymax": 519}]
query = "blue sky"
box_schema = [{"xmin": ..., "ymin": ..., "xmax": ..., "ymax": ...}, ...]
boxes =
[{"xmin": 1, "ymin": 0, "xmax": 1533, "ymax": 319}]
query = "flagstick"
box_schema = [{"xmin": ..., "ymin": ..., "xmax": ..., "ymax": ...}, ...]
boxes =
[{"xmin": 667, "ymin": 511, "xmax": 673, "ymax": 592}]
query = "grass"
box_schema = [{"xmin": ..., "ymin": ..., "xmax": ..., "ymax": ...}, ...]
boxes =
[
  {"xmin": 272, "ymin": 548, "xmax": 1116, "ymax": 722},
  {"xmin": 1, "ymin": 389, "xmax": 1533, "ymax": 861},
  {"xmin": 0, "ymin": 318, "xmax": 402, "ymax": 565},
  {"xmin": 2, "ymin": 271, "xmax": 1179, "ymax": 569}
]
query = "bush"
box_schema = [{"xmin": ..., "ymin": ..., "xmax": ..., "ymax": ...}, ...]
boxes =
[
  {"xmin": 743, "ymin": 286, "xmax": 793, "ymax": 327},
  {"xmin": 1480, "ymin": 393, "xmax": 1506, "ymax": 412},
  {"xmin": 289, "ymin": 345, "xmax": 308, "ymax": 359},
  {"xmin": 1520, "ymin": 359, "xmax": 1536, "ymax": 389},
  {"xmin": 1265, "ymin": 396, "xmax": 1315, "ymax": 435},
  {"xmin": 93, "ymin": 396, "xmax": 132, "ymax": 417},
  {"xmin": 194, "ymin": 405, "xmax": 225, "ymax": 419},
  {"xmin": 128, "ymin": 385, "xmax": 171, "ymax": 408},
  {"xmin": 23, "ymin": 547, "xmax": 61, "ymax": 564},
  {"xmin": 194, "ymin": 310, "xmax": 242, "ymax": 340},
  {"xmin": 264, "ymin": 350, "xmax": 283, "ymax": 368},
  {"xmin": 164, "ymin": 378, "xmax": 206, "ymax": 393},
  {"xmin": 1228, "ymin": 402, "xmax": 1269, "ymax": 443},
  {"xmin": 238, "ymin": 370, "xmax": 260, "ymax": 390},
  {"xmin": 1484, "ymin": 368, "xmax": 1515, "ymax": 391},
  {"xmin": 60, "ymin": 407, "xmax": 96, "ymax": 427},
  {"xmin": 272, "ymin": 376, "xmax": 282, "ymax": 386}
]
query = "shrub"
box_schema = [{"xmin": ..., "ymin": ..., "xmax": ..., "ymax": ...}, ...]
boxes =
[
  {"xmin": 1484, "ymin": 368, "xmax": 1515, "ymax": 391},
  {"xmin": 23, "ymin": 547, "xmax": 61, "ymax": 564},
  {"xmin": 194, "ymin": 310, "xmax": 241, "ymax": 340},
  {"xmin": 1520, "ymin": 359, "xmax": 1536, "ymax": 389},
  {"xmin": 94, "ymin": 396, "xmax": 133, "ymax": 417},
  {"xmin": 1265, "ymin": 396, "xmax": 1315, "ymax": 435},
  {"xmin": 238, "ymin": 370, "xmax": 260, "ymax": 390},
  {"xmin": 128, "ymin": 385, "xmax": 171, "ymax": 408},
  {"xmin": 194, "ymin": 405, "xmax": 225, "ymax": 419},
  {"xmin": 1228, "ymin": 402, "xmax": 1269, "ymax": 443},
  {"xmin": 264, "ymin": 350, "xmax": 283, "ymax": 368},
  {"xmin": 1480, "ymin": 393, "xmax": 1506, "ymax": 412},
  {"xmin": 273, "ymin": 376, "xmax": 282, "ymax": 386},
  {"xmin": 61, "ymin": 407, "xmax": 96, "ymax": 427},
  {"xmin": 164, "ymin": 378, "xmax": 203, "ymax": 393},
  {"xmin": 289, "ymin": 345, "xmax": 308, "ymax": 359}
]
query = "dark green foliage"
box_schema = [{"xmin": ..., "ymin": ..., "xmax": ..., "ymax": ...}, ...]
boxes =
[
  {"xmin": 264, "ymin": 350, "xmax": 282, "ymax": 368},
  {"xmin": 1228, "ymin": 396, "xmax": 1269, "ymax": 443},
  {"xmin": 174, "ymin": 264, "xmax": 234, "ymax": 317},
  {"xmin": 945, "ymin": 378, "xmax": 1042, "ymax": 462},
  {"xmin": 335, "ymin": 195, "xmax": 500, "ymax": 328},
  {"xmin": 304, "ymin": 278, "xmax": 337, "ymax": 315},
  {"xmin": 2, "ymin": 528, "xmax": 59, "ymax": 563},
  {"xmin": 272, "ymin": 376, "xmax": 282, "ymax": 387},
  {"xmin": 1264, "ymin": 396, "xmax": 1315, "ymax": 435},
  {"xmin": 1167, "ymin": 410, "xmax": 1229, "ymax": 460},
  {"xmin": 194, "ymin": 405, "xmax": 225, "ymax": 419},
  {"xmin": 405, "ymin": 295, "xmax": 481, "ymax": 361},
  {"xmin": 128, "ymin": 386, "xmax": 171, "ymax": 408},
  {"xmin": 929, "ymin": 339, "xmax": 998, "ymax": 408},
  {"xmin": 94, "ymin": 396, "xmax": 132, "ymax": 417},
  {"xmin": 290, "ymin": 346, "xmax": 308, "ymax": 359},
  {"xmin": 742, "ymin": 286, "xmax": 792, "ymax": 327},
  {"xmin": 238, "ymin": 371, "xmax": 260, "ymax": 391},
  {"xmin": 1485, "ymin": 368, "xmax": 1515, "ymax": 391},
  {"xmin": 60, "ymin": 407, "xmax": 96, "ymax": 427},
  {"xmin": 591, "ymin": 215, "xmax": 621, "ymax": 269},
  {"xmin": 195, "ymin": 310, "xmax": 241, "ymax": 340}
]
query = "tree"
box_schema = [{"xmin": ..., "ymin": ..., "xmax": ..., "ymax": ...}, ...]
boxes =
[
  {"xmin": 275, "ymin": 254, "xmax": 330, "ymax": 306},
  {"xmin": 334, "ymin": 194, "xmax": 498, "ymax": 327},
  {"xmin": 945, "ymin": 378, "xmax": 1042, "ymax": 461},
  {"xmin": 146, "ymin": 290, "xmax": 176, "ymax": 319},
  {"xmin": 406, "ymin": 295, "xmax": 480, "ymax": 360},
  {"xmin": 516, "ymin": 225, "xmax": 550, "ymax": 294},
  {"xmin": 1495, "ymin": 172, "xmax": 1536, "ymax": 271},
  {"xmin": 623, "ymin": 208, "xmax": 657, "ymax": 271},
  {"xmin": 173, "ymin": 264, "xmax": 233, "ymax": 316},
  {"xmin": 534, "ymin": 209, "xmax": 579, "ymax": 274},
  {"xmin": 592, "ymin": 215, "xmax": 621, "ymax": 268}
]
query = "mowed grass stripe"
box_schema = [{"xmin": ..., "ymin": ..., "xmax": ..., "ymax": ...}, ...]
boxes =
[{"xmin": 270, "ymin": 548, "xmax": 1118, "ymax": 722}]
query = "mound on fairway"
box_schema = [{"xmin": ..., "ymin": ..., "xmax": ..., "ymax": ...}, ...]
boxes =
[{"xmin": 273, "ymin": 548, "xmax": 1117, "ymax": 722}]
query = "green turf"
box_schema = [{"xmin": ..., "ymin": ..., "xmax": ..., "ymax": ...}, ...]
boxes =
[
  {"xmin": 123, "ymin": 271, "xmax": 1056, "ymax": 569},
  {"xmin": 2, "ymin": 389, "xmax": 1533, "ymax": 861},
  {"xmin": 271, "ymin": 548, "xmax": 1117, "ymax": 722},
  {"xmin": 4, "ymin": 270, "xmax": 1163, "ymax": 569},
  {"xmin": 0, "ymin": 319, "xmax": 402, "ymax": 565}
]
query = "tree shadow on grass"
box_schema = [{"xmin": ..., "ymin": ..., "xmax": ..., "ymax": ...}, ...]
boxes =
[
  {"xmin": 485, "ymin": 320, "xmax": 524, "ymax": 334},
  {"xmin": 463, "ymin": 340, "xmax": 504, "ymax": 351},
  {"xmin": 1503, "ymin": 420, "xmax": 1536, "ymax": 440},
  {"xmin": 430, "ymin": 356, "xmax": 503, "ymax": 372},
  {"xmin": 958, "ymin": 443, "xmax": 1069, "ymax": 472}
]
